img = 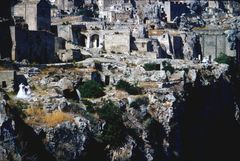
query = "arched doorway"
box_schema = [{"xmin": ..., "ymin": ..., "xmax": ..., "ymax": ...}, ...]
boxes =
[
  {"xmin": 79, "ymin": 34, "xmax": 87, "ymax": 47},
  {"xmin": 90, "ymin": 34, "xmax": 99, "ymax": 48},
  {"xmin": 143, "ymin": 17, "xmax": 149, "ymax": 24}
]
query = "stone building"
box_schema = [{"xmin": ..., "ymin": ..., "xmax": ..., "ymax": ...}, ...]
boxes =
[
  {"xmin": 133, "ymin": 38, "xmax": 152, "ymax": 53},
  {"xmin": 98, "ymin": 0, "xmax": 131, "ymax": 22},
  {"xmin": 10, "ymin": 26, "xmax": 58, "ymax": 63},
  {"xmin": 53, "ymin": 23, "xmax": 103, "ymax": 49},
  {"xmin": 164, "ymin": 1, "xmax": 190, "ymax": 23},
  {"xmin": 12, "ymin": 0, "xmax": 51, "ymax": 31},
  {"xmin": 197, "ymin": 30, "xmax": 236, "ymax": 61},
  {"xmin": 53, "ymin": 0, "xmax": 76, "ymax": 12},
  {"xmin": 104, "ymin": 29, "xmax": 130, "ymax": 53},
  {"xmin": 0, "ymin": 70, "xmax": 16, "ymax": 92}
]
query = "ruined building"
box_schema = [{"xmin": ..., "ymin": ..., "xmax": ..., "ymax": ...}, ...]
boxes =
[{"xmin": 12, "ymin": 0, "xmax": 51, "ymax": 31}]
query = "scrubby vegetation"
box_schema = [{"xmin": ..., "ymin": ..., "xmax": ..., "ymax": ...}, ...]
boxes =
[
  {"xmin": 143, "ymin": 63, "xmax": 160, "ymax": 71},
  {"xmin": 116, "ymin": 80, "xmax": 142, "ymax": 95},
  {"xmin": 97, "ymin": 101, "xmax": 125, "ymax": 148},
  {"xmin": 82, "ymin": 99, "xmax": 96, "ymax": 113},
  {"xmin": 8, "ymin": 100, "xmax": 29, "ymax": 118},
  {"xmin": 130, "ymin": 97, "xmax": 149, "ymax": 108},
  {"xmin": 162, "ymin": 61, "xmax": 175, "ymax": 74},
  {"xmin": 79, "ymin": 80, "xmax": 105, "ymax": 98},
  {"xmin": 214, "ymin": 53, "xmax": 235, "ymax": 65}
]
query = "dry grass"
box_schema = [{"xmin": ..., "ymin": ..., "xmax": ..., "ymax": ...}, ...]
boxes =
[
  {"xmin": 44, "ymin": 111, "xmax": 73, "ymax": 127},
  {"xmin": 138, "ymin": 82, "xmax": 159, "ymax": 89},
  {"xmin": 24, "ymin": 108, "xmax": 73, "ymax": 127},
  {"xmin": 25, "ymin": 108, "xmax": 46, "ymax": 126},
  {"xmin": 114, "ymin": 90, "xmax": 129, "ymax": 99},
  {"xmin": 41, "ymin": 67, "xmax": 59, "ymax": 75}
]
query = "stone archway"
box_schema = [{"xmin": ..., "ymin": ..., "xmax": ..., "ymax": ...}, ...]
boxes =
[
  {"xmin": 90, "ymin": 34, "xmax": 99, "ymax": 48},
  {"xmin": 143, "ymin": 17, "xmax": 149, "ymax": 24},
  {"xmin": 79, "ymin": 34, "xmax": 87, "ymax": 47}
]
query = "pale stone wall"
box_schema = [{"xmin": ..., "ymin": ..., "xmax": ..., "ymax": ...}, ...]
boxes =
[
  {"xmin": 54, "ymin": 0, "xmax": 74, "ymax": 11},
  {"xmin": 57, "ymin": 25, "xmax": 73, "ymax": 41},
  {"xmin": 208, "ymin": 1, "xmax": 219, "ymax": 8},
  {"xmin": 10, "ymin": 27, "xmax": 57, "ymax": 63},
  {"xmin": 199, "ymin": 31, "xmax": 236, "ymax": 60},
  {"xmin": 134, "ymin": 39, "xmax": 151, "ymax": 52},
  {"xmin": 26, "ymin": 3, "xmax": 37, "ymax": 30},
  {"xmin": 104, "ymin": 30, "xmax": 130, "ymax": 53},
  {"xmin": 13, "ymin": 2, "xmax": 38, "ymax": 30}
]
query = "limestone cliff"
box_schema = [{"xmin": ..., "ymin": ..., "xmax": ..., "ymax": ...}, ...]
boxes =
[{"xmin": 0, "ymin": 61, "xmax": 240, "ymax": 161}]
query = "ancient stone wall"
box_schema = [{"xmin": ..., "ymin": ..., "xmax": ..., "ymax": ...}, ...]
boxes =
[
  {"xmin": 13, "ymin": 2, "xmax": 38, "ymax": 30},
  {"xmin": 54, "ymin": 0, "xmax": 75, "ymax": 11},
  {"xmin": 57, "ymin": 25, "xmax": 73, "ymax": 41},
  {"xmin": 0, "ymin": 71, "xmax": 16, "ymax": 92},
  {"xmin": 134, "ymin": 38, "xmax": 152, "ymax": 52},
  {"xmin": 11, "ymin": 27, "xmax": 57, "ymax": 63},
  {"xmin": 104, "ymin": 30, "xmax": 130, "ymax": 53},
  {"xmin": 199, "ymin": 31, "xmax": 235, "ymax": 60},
  {"xmin": 164, "ymin": 1, "xmax": 190, "ymax": 22}
]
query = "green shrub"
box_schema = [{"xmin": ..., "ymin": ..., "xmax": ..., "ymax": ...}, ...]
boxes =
[
  {"xmin": 79, "ymin": 80, "xmax": 105, "ymax": 98},
  {"xmin": 143, "ymin": 63, "xmax": 159, "ymax": 71},
  {"xmin": 162, "ymin": 61, "xmax": 174, "ymax": 74},
  {"xmin": 97, "ymin": 101, "xmax": 125, "ymax": 147},
  {"xmin": 116, "ymin": 80, "xmax": 142, "ymax": 95},
  {"xmin": 130, "ymin": 97, "xmax": 149, "ymax": 108},
  {"xmin": 82, "ymin": 99, "xmax": 96, "ymax": 113},
  {"xmin": 9, "ymin": 100, "xmax": 28, "ymax": 118},
  {"xmin": 214, "ymin": 53, "xmax": 235, "ymax": 65}
]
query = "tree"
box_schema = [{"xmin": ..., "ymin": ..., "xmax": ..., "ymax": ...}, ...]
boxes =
[
  {"xmin": 97, "ymin": 101, "xmax": 125, "ymax": 148},
  {"xmin": 79, "ymin": 80, "xmax": 105, "ymax": 98}
]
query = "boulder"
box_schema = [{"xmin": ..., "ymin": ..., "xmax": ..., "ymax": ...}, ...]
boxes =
[{"xmin": 57, "ymin": 77, "xmax": 74, "ymax": 91}]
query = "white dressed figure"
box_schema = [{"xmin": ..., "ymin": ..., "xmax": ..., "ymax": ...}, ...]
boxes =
[
  {"xmin": 25, "ymin": 85, "xmax": 31, "ymax": 95},
  {"xmin": 16, "ymin": 83, "xmax": 31, "ymax": 99}
]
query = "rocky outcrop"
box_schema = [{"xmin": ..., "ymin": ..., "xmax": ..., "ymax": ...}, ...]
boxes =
[
  {"xmin": 1, "ymin": 60, "xmax": 240, "ymax": 161},
  {"xmin": 35, "ymin": 116, "xmax": 90, "ymax": 161},
  {"xmin": 0, "ymin": 101, "xmax": 56, "ymax": 161}
]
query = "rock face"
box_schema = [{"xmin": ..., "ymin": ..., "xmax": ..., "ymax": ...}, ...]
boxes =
[
  {"xmin": 0, "ymin": 101, "xmax": 57, "ymax": 161},
  {"xmin": 37, "ymin": 118, "xmax": 89, "ymax": 161},
  {"xmin": 1, "ymin": 61, "xmax": 240, "ymax": 161}
]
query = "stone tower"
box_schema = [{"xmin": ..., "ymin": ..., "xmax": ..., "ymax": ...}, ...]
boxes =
[{"xmin": 12, "ymin": 0, "xmax": 40, "ymax": 30}]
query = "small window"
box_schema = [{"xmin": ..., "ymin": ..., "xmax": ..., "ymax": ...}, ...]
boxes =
[
  {"xmin": 2, "ymin": 81, "xmax": 7, "ymax": 88},
  {"xmin": 105, "ymin": 75, "xmax": 110, "ymax": 85}
]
